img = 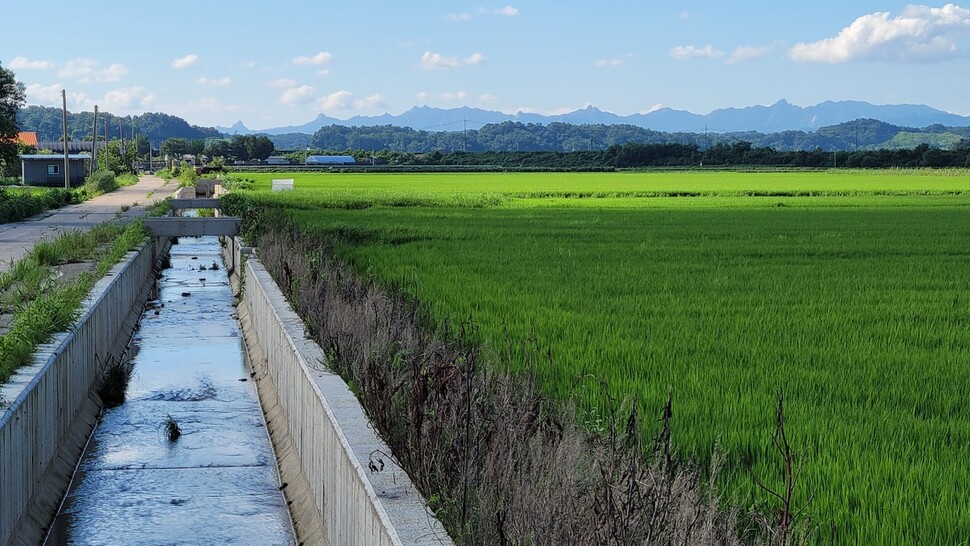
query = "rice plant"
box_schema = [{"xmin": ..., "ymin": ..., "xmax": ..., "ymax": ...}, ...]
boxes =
[{"xmin": 232, "ymin": 169, "xmax": 970, "ymax": 544}]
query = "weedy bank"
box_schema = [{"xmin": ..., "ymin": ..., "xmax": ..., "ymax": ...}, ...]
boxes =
[
  {"xmin": 225, "ymin": 169, "xmax": 970, "ymax": 544},
  {"xmin": 0, "ymin": 221, "xmax": 147, "ymax": 383}
]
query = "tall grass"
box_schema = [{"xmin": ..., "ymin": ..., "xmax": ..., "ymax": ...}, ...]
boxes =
[
  {"xmin": 0, "ymin": 186, "xmax": 81, "ymax": 224},
  {"xmin": 0, "ymin": 222, "xmax": 146, "ymax": 383}
]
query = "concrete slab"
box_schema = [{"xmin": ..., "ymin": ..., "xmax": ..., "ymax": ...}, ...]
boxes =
[
  {"xmin": 144, "ymin": 217, "xmax": 241, "ymax": 237},
  {"xmin": 170, "ymin": 198, "xmax": 221, "ymax": 209}
]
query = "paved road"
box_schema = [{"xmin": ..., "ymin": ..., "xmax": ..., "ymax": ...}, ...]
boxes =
[{"xmin": 0, "ymin": 176, "xmax": 170, "ymax": 271}]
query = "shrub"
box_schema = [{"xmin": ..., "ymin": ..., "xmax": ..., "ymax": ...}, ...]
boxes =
[
  {"xmin": 177, "ymin": 161, "xmax": 197, "ymax": 186},
  {"xmin": 116, "ymin": 173, "xmax": 139, "ymax": 187},
  {"xmin": 84, "ymin": 170, "xmax": 118, "ymax": 195}
]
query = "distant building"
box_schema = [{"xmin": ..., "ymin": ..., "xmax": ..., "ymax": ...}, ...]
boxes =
[
  {"xmin": 36, "ymin": 141, "xmax": 103, "ymax": 154},
  {"xmin": 20, "ymin": 154, "xmax": 90, "ymax": 187},
  {"xmin": 266, "ymin": 156, "xmax": 291, "ymax": 165},
  {"xmin": 305, "ymin": 155, "xmax": 356, "ymax": 165}
]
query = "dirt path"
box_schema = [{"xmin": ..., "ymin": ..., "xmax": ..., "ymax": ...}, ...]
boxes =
[{"xmin": 0, "ymin": 176, "xmax": 170, "ymax": 271}]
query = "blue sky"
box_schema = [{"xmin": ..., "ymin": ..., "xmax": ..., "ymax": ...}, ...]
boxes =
[{"xmin": 4, "ymin": 2, "xmax": 970, "ymax": 130}]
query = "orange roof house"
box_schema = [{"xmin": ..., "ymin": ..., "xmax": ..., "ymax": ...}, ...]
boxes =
[{"xmin": 17, "ymin": 132, "xmax": 38, "ymax": 146}]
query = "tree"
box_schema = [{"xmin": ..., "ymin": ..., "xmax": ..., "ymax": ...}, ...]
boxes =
[
  {"xmin": 160, "ymin": 137, "xmax": 189, "ymax": 158},
  {"xmin": 246, "ymin": 135, "xmax": 275, "ymax": 160},
  {"xmin": 1, "ymin": 61, "xmax": 27, "ymax": 175},
  {"xmin": 96, "ymin": 139, "xmax": 136, "ymax": 175}
]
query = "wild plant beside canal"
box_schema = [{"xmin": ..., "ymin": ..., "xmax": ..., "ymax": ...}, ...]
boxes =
[
  {"xmin": 163, "ymin": 414, "xmax": 181, "ymax": 442},
  {"xmin": 97, "ymin": 355, "xmax": 134, "ymax": 408}
]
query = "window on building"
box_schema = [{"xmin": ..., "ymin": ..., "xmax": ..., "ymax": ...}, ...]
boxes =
[{"xmin": 48, "ymin": 164, "xmax": 59, "ymax": 175}]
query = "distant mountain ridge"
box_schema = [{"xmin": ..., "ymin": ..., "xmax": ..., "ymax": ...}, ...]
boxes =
[{"xmin": 218, "ymin": 99, "xmax": 970, "ymax": 136}]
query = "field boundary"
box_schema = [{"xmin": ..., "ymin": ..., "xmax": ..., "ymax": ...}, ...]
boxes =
[{"xmin": 238, "ymin": 253, "xmax": 453, "ymax": 546}]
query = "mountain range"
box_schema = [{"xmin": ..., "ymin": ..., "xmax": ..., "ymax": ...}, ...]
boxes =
[{"xmin": 217, "ymin": 100, "xmax": 970, "ymax": 136}]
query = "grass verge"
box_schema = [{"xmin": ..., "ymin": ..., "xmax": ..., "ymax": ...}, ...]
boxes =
[{"xmin": 0, "ymin": 221, "xmax": 147, "ymax": 384}]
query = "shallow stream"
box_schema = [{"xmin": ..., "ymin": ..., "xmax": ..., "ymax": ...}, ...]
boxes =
[{"xmin": 45, "ymin": 236, "xmax": 295, "ymax": 545}]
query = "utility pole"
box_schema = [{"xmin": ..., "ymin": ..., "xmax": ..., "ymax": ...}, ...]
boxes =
[
  {"xmin": 119, "ymin": 119, "xmax": 125, "ymax": 166},
  {"xmin": 463, "ymin": 118, "xmax": 467, "ymax": 152},
  {"xmin": 61, "ymin": 89, "xmax": 70, "ymax": 188},
  {"xmin": 132, "ymin": 120, "xmax": 137, "ymax": 172},
  {"xmin": 92, "ymin": 105, "xmax": 98, "ymax": 171},
  {"xmin": 104, "ymin": 118, "xmax": 109, "ymax": 172}
]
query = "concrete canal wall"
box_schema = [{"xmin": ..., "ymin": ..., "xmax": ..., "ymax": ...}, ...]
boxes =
[
  {"xmin": 237, "ymin": 252, "xmax": 453, "ymax": 546},
  {"xmin": 0, "ymin": 240, "xmax": 165, "ymax": 546}
]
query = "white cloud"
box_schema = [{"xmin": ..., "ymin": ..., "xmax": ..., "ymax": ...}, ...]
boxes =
[
  {"xmin": 293, "ymin": 51, "xmax": 333, "ymax": 65},
  {"xmin": 25, "ymin": 83, "xmax": 64, "ymax": 105},
  {"xmin": 678, "ymin": 12, "xmax": 692, "ymax": 20},
  {"xmin": 195, "ymin": 76, "xmax": 231, "ymax": 87},
  {"xmin": 171, "ymin": 54, "xmax": 199, "ymax": 69},
  {"xmin": 10, "ymin": 56, "xmax": 54, "ymax": 70},
  {"xmin": 416, "ymin": 91, "xmax": 430, "ymax": 101},
  {"xmin": 353, "ymin": 93, "xmax": 386, "ymax": 110},
  {"xmin": 318, "ymin": 90, "xmax": 354, "ymax": 111},
  {"xmin": 438, "ymin": 91, "xmax": 469, "ymax": 100},
  {"xmin": 421, "ymin": 51, "xmax": 462, "ymax": 69},
  {"xmin": 316, "ymin": 68, "xmax": 330, "ymax": 76},
  {"xmin": 101, "ymin": 64, "xmax": 127, "ymax": 82},
  {"xmin": 791, "ymin": 4, "xmax": 970, "ymax": 63},
  {"xmin": 669, "ymin": 45, "xmax": 725, "ymax": 60},
  {"xmin": 265, "ymin": 78, "xmax": 297, "ymax": 88},
  {"xmin": 104, "ymin": 87, "xmax": 149, "ymax": 110},
  {"xmin": 419, "ymin": 51, "xmax": 487, "ymax": 69},
  {"xmin": 448, "ymin": 6, "xmax": 517, "ymax": 20},
  {"xmin": 479, "ymin": 93, "xmax": 499, "ymax": 103},
  {"xmin": 140, "ymin": 94, "xmax": 156, "ymax": 109},
  {"xmin": 728, "ymin": 42, "xmax": 780, "ymax": 64},
  {"xmin": 280, "ymin": 85, "xmax": 316, "ymax": 105},
  {"xmin": 595, "ymin": 58, "xmax": 624, "ymax": 67},
  {"xmin": 641, "ymin": 103, "xmax": 664, "ymax": 114},
  {"xmin": 57, "ymin": 58, "xmax": 127, "ymax": 83}
]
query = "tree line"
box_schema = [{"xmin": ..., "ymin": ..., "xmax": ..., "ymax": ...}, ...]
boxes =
[
  {"xmin": 16, "ymin": 106, "xmax": 221, "ymax": 144},
  {"xmin": 294, "ymin": 118, "xmax": 970, "ymax": 156},
  {"xmin": 283, "ymin": 141, "xmax": 970, "ymax": 170},
  {"xmin": 159, "ymin": 134, "xmax": 274, "ymax": 162}
]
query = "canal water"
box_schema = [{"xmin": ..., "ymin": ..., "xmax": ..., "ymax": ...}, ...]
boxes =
[{"xmin": 46, "ymin": 236, "xmax": 295, "ymax": 545}]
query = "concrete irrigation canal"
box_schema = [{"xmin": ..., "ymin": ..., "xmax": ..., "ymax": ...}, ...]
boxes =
[
  {"xmin": 0, "ymin": 182, "xmax": 451, "ymax": 546},
  {"xmin": 45, "ymin": 236, "xmax": 295, "ymax": 544}
]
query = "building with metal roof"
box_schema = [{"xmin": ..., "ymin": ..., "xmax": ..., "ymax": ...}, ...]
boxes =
[
  {"xmin": 20, "ymin": 154, "xmax": 91, "ymax": 187},
  {"xmin": 305, "ymin": 155, "xmax": 356, "ymax": 165}
]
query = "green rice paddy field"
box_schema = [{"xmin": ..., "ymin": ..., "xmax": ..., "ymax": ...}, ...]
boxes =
[{"xmin": 241, "ymin": 170, "xmax": 970, "ymax": 543}]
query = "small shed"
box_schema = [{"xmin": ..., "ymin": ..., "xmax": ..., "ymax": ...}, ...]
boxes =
[
  {"xmin": 305, "ymin": 155, "xmax": 356, "ymax": 165},
  {"xmin": 20, "ymin": 154, "xmax": 90, "ymax": 187},
  {"xmin": 266, "ymin": 156, "xmax": 291, "ymax": 165}
]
